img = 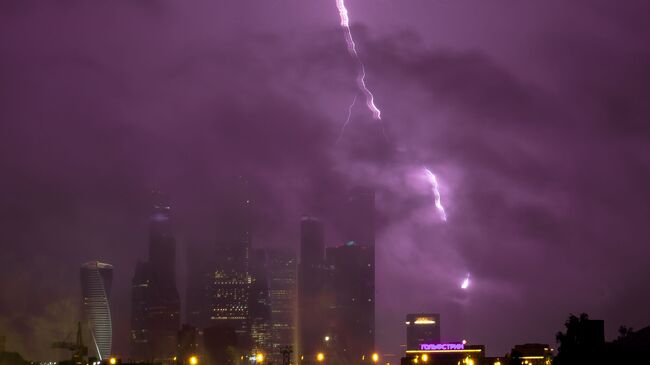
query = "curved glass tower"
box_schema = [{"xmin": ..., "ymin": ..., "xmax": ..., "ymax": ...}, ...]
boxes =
[{"xmin": 81, "ymin": 261, "xmax": 113, "ymax": 360}]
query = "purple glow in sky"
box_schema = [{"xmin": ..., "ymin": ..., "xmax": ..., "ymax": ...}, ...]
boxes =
[{"xmin": 1, "ymin": 0, "xmax": 650, "ymax": 360}]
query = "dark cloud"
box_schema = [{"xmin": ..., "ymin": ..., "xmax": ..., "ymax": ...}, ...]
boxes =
[{"xmin": 1, "ymin": 0, "xmax": 650, "ymax": 360}]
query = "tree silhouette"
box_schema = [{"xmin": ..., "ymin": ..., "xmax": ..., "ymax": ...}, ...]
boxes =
[{"xmin": 554, "ymin": 313, "xmax": 605, "ymax": 365}]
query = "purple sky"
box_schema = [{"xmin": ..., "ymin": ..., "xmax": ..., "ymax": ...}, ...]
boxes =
[{"xmin": 1, "ymin": 0, "xmax": 650, "ymax": 359}]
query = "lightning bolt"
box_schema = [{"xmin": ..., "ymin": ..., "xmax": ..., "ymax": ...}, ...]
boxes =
[
  {"xmin": 335, "ymin": 94, "xmax": 357, "ymax": 145},
  {"xmin": 461, "ymin": 273, "xmax": 470, "ymax": 290},
  {"xmin": 424, "ymin": 167, "xmax": 447, "ymax": 221},
  {"xmin": 335, "ymin": 0, "xmax": 382, "ymax": 120}
]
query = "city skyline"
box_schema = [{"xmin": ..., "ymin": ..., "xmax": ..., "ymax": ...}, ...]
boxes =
[{"xmin": 2, "ymin": 0, "xmax": 650, "ymax": 363}]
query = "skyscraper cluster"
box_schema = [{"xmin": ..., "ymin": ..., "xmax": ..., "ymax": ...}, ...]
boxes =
[{"xmin": 120, "ymin": 182, "xmax": 375, "ymax": 365}]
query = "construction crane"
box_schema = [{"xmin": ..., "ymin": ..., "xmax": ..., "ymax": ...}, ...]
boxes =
[{"xmin": 52, "ymin": 322, "xmax": 88, "ymax": 365}]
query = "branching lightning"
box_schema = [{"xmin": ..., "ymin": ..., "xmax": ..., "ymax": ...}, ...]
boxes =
[
  {"xmin": 424, "ymin": 168, "xmax": 447, "ymax": 221},
  {"xmin": 335, "ymin": 0, "xmax": 382, "ymax": 120},
  {"xmin": 335, "ymin": 94, "xmax": 357, "ymax": 145}
]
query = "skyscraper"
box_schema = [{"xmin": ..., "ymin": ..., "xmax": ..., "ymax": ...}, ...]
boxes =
[
  {"xmin": 325, "ymin": 243, "xmax": 374, "ymax": 363},
  {"xmin": 209, "ymin": 175, "xmax": 257, "ymax": 352},
  {"xmin": 81, "ymin": 261, "xmax": 113, "ymax": 360},
  {"xmin": 268, "ymin": 249, "xmax": 297, "ymax": 363},
  {"xmin": 323, "ymin": 187, "xmax": 376, "ymax": 364},
  {"xmin": 130, "ymin": 191, "xmax": 181, "ymax": 361},
  {"xmin": 211, "ymin": 236, "xmax": 252, "ymax": 349},
  {"xmin": 249, "ymin": 249, "xmax": 272, "ymax": 354},
  {"xmin": 298, "ymin": 216, "xmax": 328, "ymax": 361}
]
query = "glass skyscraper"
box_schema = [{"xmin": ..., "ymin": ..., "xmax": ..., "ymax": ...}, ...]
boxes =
[{"xmin": 81, "ymin": 261, "xmax": 113, "ymax": 360}]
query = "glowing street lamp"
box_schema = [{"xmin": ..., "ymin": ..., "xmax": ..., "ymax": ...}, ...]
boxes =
[
  {"xmin": 256, "ymin": 354, "xmax": 265, "ymax": 363},
  {"xmin": 372, "ymin": 353, "xmax": 379, "ymax": 363},
  {"xmin": 109, "ymin": 358, "xmax": 117, "ymax": 365},
  {"xmin": 189, "ymin": 356, "xmax": 199, "ymax": 365},
  {"xmin": 316, "ymin": 353, "xmax": 325, "ymax": 362},
  {"xmin": 421, "ymin": 354, "xmax": 428, "ymax": 363}
]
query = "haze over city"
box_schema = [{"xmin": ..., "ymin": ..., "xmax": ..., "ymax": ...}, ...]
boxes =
[{"xmin": 1, "ymin": 1, "xmax": 649, "ymax": 365}]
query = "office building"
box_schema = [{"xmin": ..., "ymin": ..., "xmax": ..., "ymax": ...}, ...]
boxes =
[
  {"xmin": 406, "ymin": 314, "xmax": 441, "ymax": 350},
  {"xmin": 80, "ymin": 261, "xmax": 113, "ymax": 360},
  {"xmin": 325, "ymin": 243, "xmax": 375, "ymax": 363},
  {"xmin": 509, "ymin": 344, "xmax": 552, "ymax": 365},
  {"xmin": 130, "ymin": 191, "xmax": 181, "ymax": 361},
  {"xmin": 298, "ymin": 216, "xmax": 328, "ymax": 361},
  {"xmin": 268, "ymin": 249, "xmax": 297, "ymax": 363},
  {"xmin": 249, "ymin": 249, "xmax": 272, "ymax": 354}
]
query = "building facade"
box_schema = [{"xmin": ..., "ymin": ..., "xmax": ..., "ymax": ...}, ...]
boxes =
[
  {"xmin": 130, "ymin": 192, "xmax": 181, "ymax": 361},
  {"xmin": 298, "ymin": 216, "xmax": 328, "ymax": 361},
  {"xmin": 406, "ymin": 314, "xmax": 441, "ymax": 350},
  {"xmin": 268, "ymin": 249, "xmax": 297, "ymax": 363},
  {"xmin": 325, "ymin": 243, "xmax": 375, "ymax": 364},
  {"xmin": 80, "ymin": 261, "xmax": 113, "ymax": 360}
]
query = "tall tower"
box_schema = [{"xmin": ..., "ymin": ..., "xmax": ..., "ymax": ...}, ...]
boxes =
[
  {"xmin": 324, "ymin": 187, "xmax": 376, "ymax": 363},
  {"xmin": 130, "ymin": 191, "xmax": 180, "ymax": 361},
  {"xmin": 80, "ymin": 261, "xmax": 113, "ymax": 360},
  {"xmin": 209, "ymin": 175, "xmax": 256, "ymax": 351},
  {"xmin": 298, "ymin": 216, "xmax": 327, "ymax": 361},
  {"xmin": 268, "ymin": 249, "xmax": 297, "ymax": 364}
]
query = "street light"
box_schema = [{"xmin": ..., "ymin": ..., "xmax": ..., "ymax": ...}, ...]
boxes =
[
  {"xmin": 189, "ymin": 356, "xmax": 199, "ymax": 365},
  {"xmin": 109, "ymin": 358, "xmax": 117, "ymax": 365},
  {"xmin": 421, "ymin": 354, "xmax": 428, "ymax": 363},
  {"xmin": 316, "ymin": 353, "xmax": 325, "ymax": 362},
  {"xmin": 372, "ymin": 353, "xmax": 379, "ymax": 363},
  {"xmin": 256, "ymin": 354, "xmax": 265, "ymax": 363}
]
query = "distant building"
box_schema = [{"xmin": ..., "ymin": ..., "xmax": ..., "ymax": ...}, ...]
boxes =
[
  {"xmin": 209, "ymin": 176, "xmax": 257, "ymax": 352},
  {"xmin": 211, "ymin": 237, "xmax": 252, "ymax": 349},
  {"xmin": 268, "ymin": 249, "xmax": 297, "ymax": 363},
  {"xmin": 130, "ymin": 192, "xmax": 181, "ymax": 361},
  {"xmin": 185, "ymin": 243, "xmax": 213, "ymax": 330},
  {"xmin": 509, "ymin": 343, "xmax": 552, "ymax": 365},
  {"xmin": 80, "ymin": 261, "xmax": 113, "ymax": 360},
  {"xmin": 406, "ymin": 314, "xmax": 441, "ymax": 350},
  {"xmin": 298, "ymin": 216, "xmax": 328, "ymax": 361},
  {"xmin": 325, "ymin": 242, "xmax": 375, "ymax": 363},
  {"xmin": 322, "ymin": 187, "xmax": 376, "ymax": 363},
  {"xmin": 249, "ymin": 249, "xmax": 272, "ymax": 354}
]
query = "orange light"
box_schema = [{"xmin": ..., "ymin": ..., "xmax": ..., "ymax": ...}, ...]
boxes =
[
  {"xmin": 189, "ymin": 356, "xmax": 199, "ymax": 365},
  {"xmin": 109, "ymin": 358, "xmax": 117, "ymax": 365},
  {"xmin": 372, "ymin": 353, "xmax": 379, "ymax": 363},
  {"xmin": 421, "ymin": 354, "xmax": 428, "ymax": 363},
  {"xmin": 256, "ymin": 354, "xmax": 264, "ymax": 363},
  {"xmin": 316, "ymin": 353, "xmax": 325, "ymax": 362}
]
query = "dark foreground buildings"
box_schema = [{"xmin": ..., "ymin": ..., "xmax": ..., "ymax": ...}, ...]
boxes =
[{"xmin": 130, "ymin": 192, "xmax": 181, "ymax": 361}]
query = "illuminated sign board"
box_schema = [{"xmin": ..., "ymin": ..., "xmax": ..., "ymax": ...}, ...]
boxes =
[{"xmin": 419, "ymin": 343, "xmax": 465, "ymax": 351}]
